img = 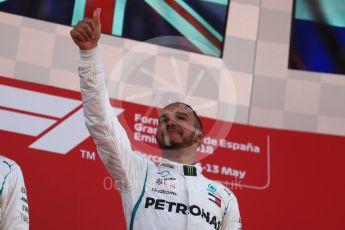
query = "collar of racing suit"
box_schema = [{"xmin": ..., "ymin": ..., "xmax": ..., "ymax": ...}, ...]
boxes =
[{"xmin": 158, "ymin": 158, "xmax": 203, "ymax": 176}]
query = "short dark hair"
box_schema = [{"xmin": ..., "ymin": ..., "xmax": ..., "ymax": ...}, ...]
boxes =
[{"xmin": 162, "ymin": 102, "xmax": 203, "ymax": 132}]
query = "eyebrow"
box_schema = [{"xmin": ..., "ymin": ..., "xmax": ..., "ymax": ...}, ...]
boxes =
[
  {"xmin": 159, "ymin": 111, "xmax": 189, "ymax": 120},
  {"xmin": 175, "ymin": 111, "xmax": 188, "ymax": 118}
]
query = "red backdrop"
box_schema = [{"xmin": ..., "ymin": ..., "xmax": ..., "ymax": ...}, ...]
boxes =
[{"xmin": 1, "ymin": 76, "xmax": 344, "ymax": 229}]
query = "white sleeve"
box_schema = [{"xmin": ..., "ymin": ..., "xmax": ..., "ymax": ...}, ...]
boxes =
[
  {"xmin": 78, "ymin": 47, "xmax": 147, "ymax": 192},
  {"xmin": 0, "ymin": 166, "xmax": 29, "ymax": 230},
  {"xmin": 220, "ymin": 194, "xmax": 242, "ymax": 230}
]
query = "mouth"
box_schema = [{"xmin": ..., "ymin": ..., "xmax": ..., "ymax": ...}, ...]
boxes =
[{"xmin": 166, "ymin": 128, "xmax": 182, "ymax": 135}]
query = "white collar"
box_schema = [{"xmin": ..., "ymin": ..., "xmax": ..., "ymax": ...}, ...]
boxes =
[{"xmin": 159, "ymin": 158, "xmax": 203, "ymax": 176}]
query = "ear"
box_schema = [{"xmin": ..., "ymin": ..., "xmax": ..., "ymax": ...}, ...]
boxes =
[{"xmin": 194, "ymin": 129, "xmax": 204, "ymax": 146}]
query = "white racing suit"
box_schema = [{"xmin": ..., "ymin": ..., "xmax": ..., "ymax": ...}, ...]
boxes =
[
  {"xmin": 0, "ymin": 156, "xmax": 29, "ymax": 230},
  {"xmin": 79, "ymin": 48, "xmax": 242, "ymax": 230}
]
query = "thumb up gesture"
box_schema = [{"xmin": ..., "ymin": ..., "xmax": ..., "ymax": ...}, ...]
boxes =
[{"xmin": 70, "ymin": 8, "xmax": 102, "ymax": 50}]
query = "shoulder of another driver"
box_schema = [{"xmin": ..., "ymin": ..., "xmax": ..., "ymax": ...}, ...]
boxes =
[
  {"xmin": 0, "ymin": 156, "xmax": 19, "ymax": 175},
  {"xmin": 0, "ymin": 157, "xmax": 24, "ymax": 194}
]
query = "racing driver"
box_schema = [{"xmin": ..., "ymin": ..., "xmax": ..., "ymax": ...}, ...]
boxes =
[
  {"xmin": 0, "ymin": 155, "xmax": 29, "ymax": 229},
  {"xmin": 71, "ymin": 8, "xmax": 242, "ymax": 230}
]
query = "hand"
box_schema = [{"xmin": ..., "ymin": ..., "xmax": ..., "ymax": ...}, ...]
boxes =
[{"xmin": 70, "ymin": 8, "xmax": 101, "ymax": 50}]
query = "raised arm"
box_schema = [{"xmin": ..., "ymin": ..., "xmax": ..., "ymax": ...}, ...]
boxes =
[{"xmin": 71, "ymin": 8, "xmax": 147, "ymax": 192}]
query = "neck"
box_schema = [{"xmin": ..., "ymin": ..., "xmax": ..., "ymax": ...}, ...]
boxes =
[{"xmin": 161, "ymin": 144, "xmax": 197, "ymax": 165}]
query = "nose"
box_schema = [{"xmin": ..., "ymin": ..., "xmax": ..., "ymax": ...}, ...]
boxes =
[
  {"xmin": 160, "ymin": 120, "xmax": 174, "ymax": 133},
  {"xmin": 160, "ymin": 115, "xmax": 177, "ymax": 130},
  {"xmin": 166, "ymin": 117, "xmax": 176, "ymax": 126}
]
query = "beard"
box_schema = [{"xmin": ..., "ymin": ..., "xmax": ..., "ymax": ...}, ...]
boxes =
[{"xmin": 157, "ymin": 131, "xmax": 196, "ymax": 150}]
